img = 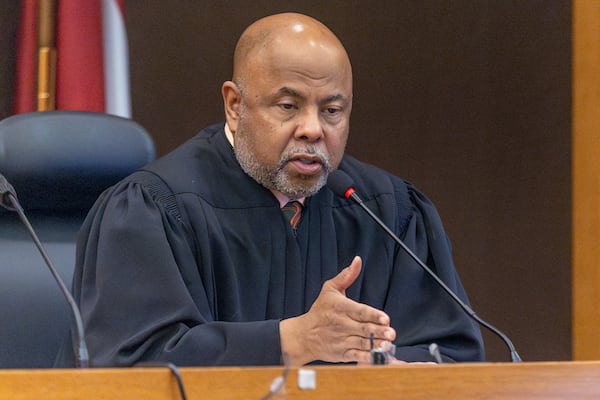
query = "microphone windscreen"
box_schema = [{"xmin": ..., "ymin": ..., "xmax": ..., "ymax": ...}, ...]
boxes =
[
  {"xmin": 0, "ymin": 174, "xmax": 18, "ymax": 210},
  {"xmin": 327, "ymin": 170, "xmax": 355, "ymax": 198}
]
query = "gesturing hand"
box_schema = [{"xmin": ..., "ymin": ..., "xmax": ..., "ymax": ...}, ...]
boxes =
[{"xmin": 280, "ymin": 256, "xmax": 396, "ymax": 365}]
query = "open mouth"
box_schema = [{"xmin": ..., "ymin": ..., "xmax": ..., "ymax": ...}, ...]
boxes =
[{"xmin": 288, "ymin": 154, "xmax": 324, "ymax": 175}]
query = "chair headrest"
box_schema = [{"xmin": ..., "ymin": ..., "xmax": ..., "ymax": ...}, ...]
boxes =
[{"xmin": 0, "ymin": 111, "xmax": 156, "ymax": 211}]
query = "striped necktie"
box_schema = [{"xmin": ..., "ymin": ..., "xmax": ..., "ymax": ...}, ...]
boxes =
[{"xmin": 281, "ymin": 201, "xmax": 303, "ymax": 229}]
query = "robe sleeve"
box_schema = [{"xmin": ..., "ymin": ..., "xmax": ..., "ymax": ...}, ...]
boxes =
[
  {"xmin": 63, "ymin": 180, "xmax": 283, "ymax": 367},
  {"xmin": 384, "ymin": 182, "xmax": 485, "ymax": 362}
]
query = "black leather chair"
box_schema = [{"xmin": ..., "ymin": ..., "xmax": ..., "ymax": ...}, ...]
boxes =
[{"xmin": 0, "ymin": 111, "xmax": 155, "ymax": 368}]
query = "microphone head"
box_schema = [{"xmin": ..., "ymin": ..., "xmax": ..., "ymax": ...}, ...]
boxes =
[
  {"xmin": 0, "ymin": 174, "xmax": 18, "ymax": 211},
  {"xmin": 326, "ymin": 170, "xmax": 356, "ymax": 198}
]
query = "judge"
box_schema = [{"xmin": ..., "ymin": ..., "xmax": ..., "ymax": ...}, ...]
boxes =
[{"xmin": 56, "ymin": 12, "xmax": 484, "ymax": 367}]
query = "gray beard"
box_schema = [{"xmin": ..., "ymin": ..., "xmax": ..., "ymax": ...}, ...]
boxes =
[{"xmin": 234, "ymin": 137, "xmax": 331, "ymax": 200}]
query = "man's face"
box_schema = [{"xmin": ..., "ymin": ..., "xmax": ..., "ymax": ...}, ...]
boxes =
[{"xmin": 232, "ymin": 42, "xmax": 353, "ymax": 200}]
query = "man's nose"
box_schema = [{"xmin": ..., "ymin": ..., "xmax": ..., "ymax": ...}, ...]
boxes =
[{"xmin": 294, "ymin": 108, "xmax": 324, "ymax": 142}]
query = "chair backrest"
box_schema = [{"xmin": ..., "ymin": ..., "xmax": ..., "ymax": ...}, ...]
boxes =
[{"xmin": 0, "ymin": 111, "xmax": 155, "ymax": 368}]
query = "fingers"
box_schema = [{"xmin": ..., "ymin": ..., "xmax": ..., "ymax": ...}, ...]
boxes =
[
  {"xmin": 341, "ymin": 338, "xmax": 396, "ymax": 364},
  {"xmin": 344, "ymin": 300, "xmax": 391, "ymax": 327},
  {"xmin": 346, "ymin": 333, "xmax": 394, "ymax": 354},
  {"xmin": 327, "ymin": 256, "xmax": 362, "ymax": 293},
  {"xmin": 322, "ymin": 311, "xmax": 396, "ymax": 364},
  {"xmin": 343, "ymin": 317, "xmax": 395, "ymax": 343},
  {"xmin": 285, "ymin": 255, "xmax": 397, "ymax": 365},
  {"xmin": 315, "ymin": 288, "xmax": 393, "ymax": 342},
  {"xmin": 322, "ymin": 256, "xmax": 395, "ymax": 363}
]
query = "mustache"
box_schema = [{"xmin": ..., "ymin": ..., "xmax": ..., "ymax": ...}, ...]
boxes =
[{"xmin": 279, "ymin": 146, "xmax": 331, "ymax": 170}]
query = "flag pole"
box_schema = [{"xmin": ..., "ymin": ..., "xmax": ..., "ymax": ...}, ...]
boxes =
[{"xmin": 37, "ymin": 0, "xmax": 56, "ymax": 111}]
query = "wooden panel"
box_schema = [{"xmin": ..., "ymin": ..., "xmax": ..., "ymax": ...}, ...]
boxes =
[
  {"xmin": 1, "ymin": 362, "xmax": 600, "ymax": 400},
  {"xmin": 572, "ymin": 0, "xmax": 600, "ymax": 360}
]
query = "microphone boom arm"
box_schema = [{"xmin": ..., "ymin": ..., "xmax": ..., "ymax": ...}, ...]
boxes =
[
  {"xmin": 4, "ymin": 191, "xmax": 90, "ymax": 368},
  {"xmin": 347, "ymin": 190, "xmax": 522, "ymax": 363}
]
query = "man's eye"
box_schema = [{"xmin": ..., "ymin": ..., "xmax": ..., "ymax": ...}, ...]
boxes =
[
  {"xmin": 279, "ymin": 103, "xmax": 295, "ymax": 110},
  {"xmin": 325, "ymin": 107, "xmax": 341, "ymax": 114}
]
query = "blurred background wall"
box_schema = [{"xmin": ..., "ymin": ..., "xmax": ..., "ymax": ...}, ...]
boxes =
[{"xmin": 0, "ymin": 1, "xmax": 572, "ymax": 362}]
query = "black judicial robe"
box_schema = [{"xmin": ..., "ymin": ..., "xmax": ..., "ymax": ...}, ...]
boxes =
[{"xmin": 56, "ymin": 123, "xmax": 484, "ymax": 367}]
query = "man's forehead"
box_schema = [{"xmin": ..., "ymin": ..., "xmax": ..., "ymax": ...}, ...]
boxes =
[{"xmin": 237, "ymin": 23, "xmax": 351, "ymax": 81}]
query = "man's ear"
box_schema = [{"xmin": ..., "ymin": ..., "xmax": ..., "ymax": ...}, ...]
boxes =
[{"xmin": 222, "ymin": 81, "xmax": 242, "ymax": 133}]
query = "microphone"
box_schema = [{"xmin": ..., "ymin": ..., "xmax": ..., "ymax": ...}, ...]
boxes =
[
  {"xmin": 327, "ymin": 170, "xmax": 522, "ymax": 363},
  {"xmin": 428, "ymin": 343, "xmax": 443, "ymax": 364},
  {"xmin": 0, "ymin": 174, "xmax": 18, "ymax": 211},
  {"xmin": 0, "ymin": 173, "xmax": 90, "ymax": 368}
]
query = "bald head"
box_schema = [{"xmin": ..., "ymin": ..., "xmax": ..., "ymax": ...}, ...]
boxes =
[
  {"xmin": 232, "ymin": 13, "xmax": 352, "ymax": 88},
  {"xmin": 221, "ymin": 13, "xmax": 353, "ymax": 199}
]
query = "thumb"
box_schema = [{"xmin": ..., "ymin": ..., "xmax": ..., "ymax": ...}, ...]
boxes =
[{"xmin": 328, "ymin": 256, "xmax": 362, "ymax": 294}]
